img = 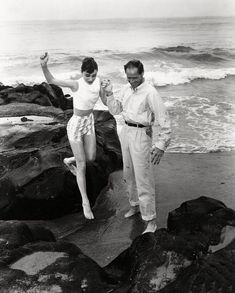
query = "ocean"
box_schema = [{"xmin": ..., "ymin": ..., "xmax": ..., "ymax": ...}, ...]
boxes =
[{"xmin": 0, "ymin": 17, "xmax": 235, "ymax": 153}]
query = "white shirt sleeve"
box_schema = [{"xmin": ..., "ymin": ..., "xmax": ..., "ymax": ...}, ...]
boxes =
[
  {"xmin": 147, "ymin": 89, "xmax": 171, "ymax": 151},
  {"xmin": 106, "ymin": 88, "xmax": 124, "ymax": 115}
]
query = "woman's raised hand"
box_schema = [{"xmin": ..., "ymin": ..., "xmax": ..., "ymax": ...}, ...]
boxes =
[
  {"xmin": 101, "ymin": 79, "xmax": 113, "ymax": 95},
  {"xmin": 40, "ymin": 52, "xmax": 49, "ymax": 66}
]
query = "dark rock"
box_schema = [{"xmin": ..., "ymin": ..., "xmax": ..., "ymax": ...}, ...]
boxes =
[
  {"xmin": 0, "ymin": 83, "xmax": 12, "ymax": 92},
  {"xmin": 104, "ymin": 197, "xmax": 235, "ymax": 292},
  {"xmin": 0, "ymin": 221, "xmax": 55, "ymax": 250},
  {"xmin": 0, "ymin": 88, "xmax": 52, "ymax": 106},
  {"xmin": 0, "ymin": 82, "xmax": 72, "ymax": 110},
  {"xmin": 21, "ymin": 116, "xmax": 33, "ymax": 122},
  {"xmin": 0, "ymin": 103, "xmax": 122, "ymax": 220},
  {"xmin": 94, "ymin": 110, "xmax": 123, "ymax": 173},
  {"xmin": 167, "ymin": 196, "xmax": 235, "ymax": 246},
  {"xmin": 26, "ymin": 224, "xmax": 56, "ymax": 243},
  {"xmin": 0, "ymin": 177, "xmax": 16, "ymax": 212},
  {"xmin": 159, "ymin": 240, "xmax": 235, "ymax": 293},
  {"xmin": 1, "ymin": 123, "xmax": 67, "ymax": 151},
  {"xmin": 0, "ymin": 82, "xmax": 123, "ymax": 290},
  {"xmin": 33, "ymin": 83, "xmax": 70, "ymax": 110},
  {"xmin": 0, "ymin": 221, "xmax": 117, "ymax": 292},
  {"xmin": 0, "ymin": 239, "xmax": 117, "ymax": 292},
  {"xmin": 0, "ymin": 190, "xmax": 234, "ymax": 292},
  {"xmin": 105, "ymin": 230, "xmax": 209, "ymax": 292}
]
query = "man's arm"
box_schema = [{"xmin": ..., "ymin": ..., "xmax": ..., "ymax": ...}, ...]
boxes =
[
  {"xmin": 40, "ymin": 52, "xmax": 78, "ymax": 92},
  {"xmin": 147, "ymin": 89, "xmax": 171, "ymax": 164},
  {"xmin": 99, "ymin": 88, "xmax": 107, "ymax": 106},
  {"xmin": 99, "ymin": 80, "xmax": 107, "ymax": 106},
  {"xmin": 103, "ymin": 83, "xmax": 123, "ymax": 115}
]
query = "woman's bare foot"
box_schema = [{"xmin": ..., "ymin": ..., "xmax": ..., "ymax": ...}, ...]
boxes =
[
  {"xmin": 63, "ymin": 157, "xmax": 77, "ymax": 176},
  {"xmin": 82, "ymin": 202, "xmax": 94, "ymax": 220}
]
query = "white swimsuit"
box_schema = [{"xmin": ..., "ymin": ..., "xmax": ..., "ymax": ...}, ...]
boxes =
[{"xmin": 67, "ymin": 77, "xmax": 101, "ymax": 142}]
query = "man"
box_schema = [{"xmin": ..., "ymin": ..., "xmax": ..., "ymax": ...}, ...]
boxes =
[{"xmin": 104, "ymin": 60, "xmax": 171, "ymax": 233}]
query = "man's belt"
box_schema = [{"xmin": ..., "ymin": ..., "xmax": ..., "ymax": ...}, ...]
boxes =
[{"xmin": 125, "ymin": 121, "xmax": 146, "ymax": 128}]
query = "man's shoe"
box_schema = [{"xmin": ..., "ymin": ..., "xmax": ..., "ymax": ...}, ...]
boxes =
[
  {"xmin": 142, "ymin": 219, "xmax": 157, "ymax": 234},
  {"xmin": 124, "ymin": 206, "xmax": 140, "ymax": 218}
]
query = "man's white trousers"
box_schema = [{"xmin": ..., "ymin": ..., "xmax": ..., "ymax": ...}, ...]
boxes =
[{"xmin": 120, "ymin": 124, "xmax": 156, "ymax": 221}]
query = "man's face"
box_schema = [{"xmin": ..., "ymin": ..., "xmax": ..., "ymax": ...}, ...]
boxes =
[{"xmin": 125, "ymin": 67, "xmax": 144, "ymax": 89}]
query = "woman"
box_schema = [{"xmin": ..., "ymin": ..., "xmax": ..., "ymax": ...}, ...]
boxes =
[{"xmin": 40, "ymin": 52, "xmax": 109, "ymax": 219}]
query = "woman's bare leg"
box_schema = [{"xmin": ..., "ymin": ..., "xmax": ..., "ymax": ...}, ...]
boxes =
[
  {"xmin": 64, "ymin": 130, "xmax": 96, "ymax": 174},
  {"xmin": 69, "ymin": 139, "xmax": 94, "ymax": 219},
  {"xmin": 84, "ymin": 132, "xmax": 96, "ymax": 162},
  {"xmin": 63, "ymin": 157, "xmax": 76, "ymax": 176}
]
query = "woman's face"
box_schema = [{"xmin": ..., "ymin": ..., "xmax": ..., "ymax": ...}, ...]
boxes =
[{"xmin": 82, "ymin": 70, "xmax": 98, "ymax": 84}]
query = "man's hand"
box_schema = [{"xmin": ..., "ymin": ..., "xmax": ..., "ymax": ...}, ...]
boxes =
[
  {"xmin": 146, "ymin": 126, "xmax": 152, "ymax": 138},
  {"xmin": 40, "ymin": 52, "xmax": 49, "ymax": 67},
  {"xmin": 151, "ymin": 147, "xmax": 164, "ymax": 165}
]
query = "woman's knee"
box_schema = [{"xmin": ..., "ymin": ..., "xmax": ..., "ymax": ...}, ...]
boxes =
[{"xmin": 75, "ymin": 160, "xmax": 86, "ymax": 172}]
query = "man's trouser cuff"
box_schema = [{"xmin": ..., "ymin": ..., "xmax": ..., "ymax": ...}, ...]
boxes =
[
  {"xmin": 142, "ymin": 214, "xmax": 156, "ymax": 221},
  {"xmin": 129, "ymin": 201, "xmax": 139, "ymax": 206}
]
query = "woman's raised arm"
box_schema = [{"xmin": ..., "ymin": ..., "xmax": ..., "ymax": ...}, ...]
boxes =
[{"xmin": 40, "ymin": 52, "xmax": 78, "ymax": 92}]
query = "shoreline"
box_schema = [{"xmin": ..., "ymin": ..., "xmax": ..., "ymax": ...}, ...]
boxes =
[{"xmin": 43, "ymin": 151, "xmax": 235, "ymax": 267}]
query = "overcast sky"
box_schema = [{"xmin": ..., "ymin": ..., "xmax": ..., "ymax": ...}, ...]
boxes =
[{"xmin": 1, "ymin": 0, "xmax": 235, "ymax": 21}]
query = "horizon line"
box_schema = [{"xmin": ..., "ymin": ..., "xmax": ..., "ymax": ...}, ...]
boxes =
[{"xmin": 1, "ymin": 15, "xmax": 235, "ymax": 22}]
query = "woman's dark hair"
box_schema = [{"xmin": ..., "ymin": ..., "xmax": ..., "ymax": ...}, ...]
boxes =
[
  {"xmin": 81, "ymin": 57, "xmax": 98, "ymax": 73},
  {"xmin": 124, "ymin": 60, "xmax": 144, "ymax": 74}
]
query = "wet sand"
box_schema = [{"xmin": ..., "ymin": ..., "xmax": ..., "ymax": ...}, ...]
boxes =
[{"xmin": 45, "ymin": 152, "xmax": 235, "ymax": 267}]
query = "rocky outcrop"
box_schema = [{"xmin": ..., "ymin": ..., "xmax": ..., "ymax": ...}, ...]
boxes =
[
  {"xmin": 0, "ymin": 220, "xmax": 55, "ymax": 249},
  {"xmin": 167, "ymin": 196, "xmax": 235, "ymax": 246},
  {"xmin": 159, "ymin": 240, "xmax": 235, "ymax": 293},
  {"xmin": 0, "ymin": 83, "xmax": 122, "ymax": 220},
  {"xmin": 0, "ymin": 198, "xmax": 234, "ymax": 292},
  {"xmin": 104, "ymin": 196, "xmax": 235, "ymax": 292},
  {"xmin": 0, "ymin": 221, "xmax": 118, "ymax": 293},
  {"xmin": 0, "ymin": 82, "xmax": 72, "ymax": 110}
]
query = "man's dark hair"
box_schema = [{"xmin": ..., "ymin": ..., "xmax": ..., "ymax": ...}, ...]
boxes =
[
  {"xmin": 124, "ymin": 60, "xmax": 144, "ymax": 74},
  {"xmin": 81, "ymin": 57, "xmax": 98, "ymax": 73}
]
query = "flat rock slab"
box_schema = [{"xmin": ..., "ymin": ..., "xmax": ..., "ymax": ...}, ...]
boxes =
[
  {"xmin": 10, "ymin": 251, "xmax": 68, "ymax": 275},
  {"xmin": 0, "ymin": 241, "xmax": 117, "ymax": 293},
  {"xmin": 0, "ymin": 116, "xmax": 55, "ymax": 125}
]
